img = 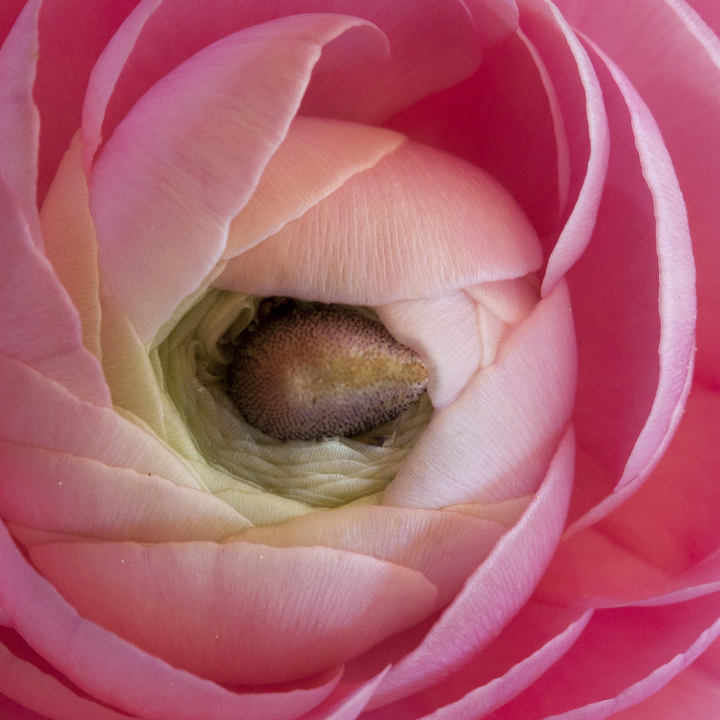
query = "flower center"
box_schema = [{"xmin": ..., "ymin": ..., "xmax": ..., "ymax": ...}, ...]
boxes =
[{"xmin": 227, "ymin": 301, "xmax": 429, "ymax": 441}]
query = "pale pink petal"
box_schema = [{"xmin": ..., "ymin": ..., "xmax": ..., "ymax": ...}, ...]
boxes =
[
  {"xmin": 0, "ymin": 0, "xmax": 41, "ymax": 247},
  {"xmin": 516, "ymin": 0, "xmax": 609, "ymax": 294},
  {"xmin": 91, "ymin": 14, "xmax": 388, "ymax": 344},
  {"xmin": 688, "ymin": 0, "xmax": 720, "ymax": 35},
  {"xmin": 360, "ymin": 602, "xmax": 592, "ymax": 719},
  {"xmin": 563, "ymin": 35, "xmax": 695, "ymax": 531},
  {"xmin": 366, "ymin": 427, "xmax": 574, "ymax": 707},
  {"xmin": 29, "ymin": 541, "xmax": 438, "ymax": 685},
  {"xmin": 0, "ymin": 521, "xmax": 354, "ymax": 720},
  {"xmin": 0, "ymin": 633, "xmax": 131, "ymax": 720},
  {"xmin": 555, "ymin": 0, "xmax": 720, "ymax": 392},
  {"xmin": 223, "ymin": 117, "xmax": 405, "ymax": 259},
  {"xmin": 387, "ymin": 31, "xmax": 563, "ymax": 241},
  {"xmin": 0, "ymin": 173, "xmax": 110, "ymax": 408},
  {"xmin": 233, "ymin": 506, "xmax": 508, "ymax": 609},
  {"xmin": 34, "ymin": 0, "xmax": 139, "ymax": 204},
  {"xmin": 0, "ymin": 355, "xmax": 197, "ymax": 490},
  {"xmin": 217, "ymin": 140, "xmax": 542, "ymax": 305},
  {"xmin": 40, "ymin": 130, "xmax": 102, "ymax": 360},
  {"xmin": 383, "ymin": 280, "xmax": 575, "ymax": 508},
  {"xmin": 480, "ymin": 594, "xmax": 720, "ymax": 719},
  {"xmin": 376, "ymin": 291, "xmax": 483, "ymax": 410},
  {"xmin": 83, "ymin": 0, "xmax": 512, "ymax": 168},
  {"xmin": 0, "ymin": 441, "xmax": 250, "ymax": 544},
  {"xmin": 378, "ymin": 277, "xmax": 539, "ymax": 410}
]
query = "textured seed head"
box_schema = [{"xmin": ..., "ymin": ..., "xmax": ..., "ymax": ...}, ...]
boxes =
[{"xmin": 226, "ymin": 304, "xmax": 429, "ymax": 441}]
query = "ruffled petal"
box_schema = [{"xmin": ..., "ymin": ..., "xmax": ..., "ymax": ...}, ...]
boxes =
[
  {"xmin": 217, "ymin": 140, "xmax": 542, "ymax": 305},
  {"xmin": 29, "ymin": 540, "xmax": 438, "ymax": 685},
  {"xmin": 90, "ymin": 14, "xmax": 389, "ymax": 343},
  {"xmin": 383, "ymin": 280, "xmax": 575, "ymax": 508}
]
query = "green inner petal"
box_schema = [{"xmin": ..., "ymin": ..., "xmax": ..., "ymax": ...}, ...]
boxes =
[{"xmin": 154, "ymin": 288, "xmax": 432, "ymax": 521}]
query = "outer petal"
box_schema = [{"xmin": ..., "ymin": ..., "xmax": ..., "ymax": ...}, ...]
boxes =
[
  {"xmin": 91, "ymin": 14, "xmax": 389, "ymax": 343},
  {"xmin": 82, "ymin": 0, "xmax": 514, "ymax": 168},
  {"xmin": 0, "ymin": 522, "xmax": 351, "ymax": 720},
  {"xmin": 562, "ymin": 32, "xmax": 695, "ymax": 530},
  {"xmin": 29, "ymin": 541, "xmax": 438, "ymax": 685},
  {"xmin": 480, "ymin": 594, "xmax": 720, "ymax": 719},
  {"xmin": 555, "ymin": 0, "xmax": 720, "ymax": 389}
]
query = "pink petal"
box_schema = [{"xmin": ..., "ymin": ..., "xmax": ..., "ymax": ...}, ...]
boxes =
[
  {"xmin": 0, "ymin": 1, "xmax": 25, "ymax": 48},
  {"xmin": 28, "ymin": 540, "xmax": 438, "ymax": 685},
  {"xmin": 223, "ymin": 117, "xmax": 406, "ymax": 259},
  {"xmin": 0, "ymin": 0, "xmax": 41, "ymax": 248},
  {"xmin": 0, "ymin": 354, "xmax": 196, "ymax": 490},
  {"xmin": 0, "ymin": 441, "xmax": 250, "ymax": 544},
  {"xmin": 360, "ymin": 602, "xmax": 593, "ymax": 720},
  {"xmin": 377, "ymin": 277, "xmax": 539, "ymax": 410},
  {"xmin": 555, "ymin": 0, "xmax": 720, "ymax": 399},
  {"xmin": 563, "ymin": 33, "xmax": 695, "ymax": 530},
  {"xmin": 0, "ymin": 171, "xmax": 110, "ymax": 408},
  {"xmin": 34, "ymin": 0, "xmax": 139, "ymax": 204},
  {"xmin": 608, "ymin": 635, "xmax": 720, "ymax": 720},
  {"xmin": 0, "ymin": 520, "xmax": 354, "ymax": 720},
  {"xmin": 217, "ymin": 140, "xmax": 542, "ymax": 305},
  {"xmin": 40, "ymin": 131, "xmax": 102, "ymax": 360},
  {"xmin": 0, "ymin": 630, "xmax": 130, "ymax": 720},
  {"xmin": 516, "ymin": 0, "xmax": 610, "ymax": 295},
  {"xmin": 84, "ymin": 0, "xmax": 512, "ymax": 168},
  {"xmin": 365, "ymin": 426, "xmax": 574, "ymax": 707},
  {"xmin": 481, "ymin": 593, "xmax": 720, "ymax": 719},
  {"xmin": 386, "ymin": 30, "xmax": 564, "ymax": 242},
  {"xmin": 688, "ymin": 0, "xmax": 720, "ymax": 35},
  {"xmin": 91, "ymin": 14, "xmax": 389, "ymax": 344},
  {"xmin": 233, "ymin": 505, "xmax": 508, "ymax": 609},
  {"xmin": 382, "ymin": 280, "xmax": 575, "ymax": 508},
  {"xmin": 538, "ymin": 384, "xmax": 720, "ymax": 608}
]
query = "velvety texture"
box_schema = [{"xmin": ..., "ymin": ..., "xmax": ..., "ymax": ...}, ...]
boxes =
[{"xmin": 0, "ymin": 0, "xmax": 718, "ymax": 719}]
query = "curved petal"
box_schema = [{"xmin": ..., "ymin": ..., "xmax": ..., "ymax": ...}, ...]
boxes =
[
  {"xmin": 360, "ymin": 603, "xmax": 592, "ymax": 719},
  {"xmin": 28, "ymin": 540, "xmax": 438, "ymax": 685},
  {"xmin": 40, "ymin": 130, "xmax": 102, "ymax": 361},
  {"xmin": 34, "ymin": 0, "xmax": 139, "ymax": 204},
  {"xmin": 482, "ymin": 593, "xmax": 720, "ymax": 719},
  {"xmin": 0, "ymin": 172, "xmax": 110, "ymax": 408},
  {"xmin": 91, "ymin": 14, "xmax": 389, "ymax": 344},
  {"xmin": 564, "ymin": 34, "xmax": 695, "ymax": 531},
  {"xmin": 233, "ymin": 506, "xmax": 509, "ymax": 609},
  {"xmin": 377, "ymin": 277, "xmax": 539, "ymax": 410},
  {"xmin": 83, "ymin": 0, "xmax": 511, "ymax": 168},
  {"xmin": 0, "ymin": 441, "xmax": 250, "ymax": 544},
  {"xmin": 0, "ymin": 355, "xmax": 198, "ymax": 490},
  {"xmin": 554, "ymin": 0, "xmax": 719, "ymax": 390},
  {"xmin": 367, "ymin": 426, "xmax": 574, "ymax": 707},
  {"xmin": 516, "ymin": 0, "xmax": 609, "ymax": 293},
  {"xmin": 217, "ymin": 140, "xmax": 542, "ymax": 305},
  {"xmin": 0, "ymin": 0, "xmax": 41, "ymax": 248},
  {"xmin": 0, "ymin": 521, "xmax": 350, "ymax": 720},
  {"xmin": 383, "ymin": 280, "xmax": 575, "ymax": 508}
]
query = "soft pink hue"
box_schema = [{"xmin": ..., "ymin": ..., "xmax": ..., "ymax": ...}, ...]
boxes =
[{"xmin": 0, "ymin": 0, "xmax": 718, "ymax": 719}]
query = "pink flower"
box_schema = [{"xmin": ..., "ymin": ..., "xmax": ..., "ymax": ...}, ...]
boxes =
[{"xmin": 0, "ymin": 0, "xmax": 718, "ymax": 718}]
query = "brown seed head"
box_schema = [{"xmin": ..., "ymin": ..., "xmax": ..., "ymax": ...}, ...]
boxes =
[{"xmin": 226, "ymin": 305, "xmax": 429, "ymax": 441}]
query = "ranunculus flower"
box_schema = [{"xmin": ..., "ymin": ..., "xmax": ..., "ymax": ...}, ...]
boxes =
[{"xmin": 1, "ymin": 0, "xmax": 718, "ymax": 718}]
